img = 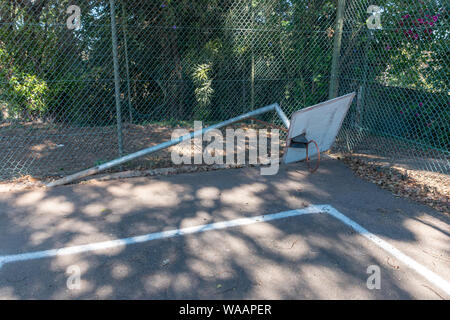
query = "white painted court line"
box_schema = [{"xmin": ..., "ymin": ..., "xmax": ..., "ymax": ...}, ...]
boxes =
[
  {"xmin": 1, "ymin": 204, "xmax": 448, "ymax": 296},
  {"xmin": 0, "ymin": 205, "xmax": 325, "ymax": 269},
  {"xmin": 323, "ymin": 205, "xmax": 450, "ymax": 296}
]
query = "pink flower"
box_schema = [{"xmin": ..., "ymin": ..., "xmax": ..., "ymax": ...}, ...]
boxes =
[
  {"xmin": 402, "ymin": 14, "xmax": 410, "ymax": 19},
  {"xmin": 415, "ymin": 113, "xmax": 420, "ymax": 117},
  {"xmin": 428, "ymin": 21, "xmax": 434, "ymax": 26},
  {"xmin": 413, "ymin": 34, "xmax": 419, "ymax": 40},
  {"xmin": 417, "ymin": 18, "xmax": 425, "ymax": 24},
  {"xmin": 419, "ymin": 102, "xmax": 423, "ymax": 107},
  {"xmin": 400, "ymin": 111, "xmax": 404, "ymax": 115},
  {"xmin": 407, "ymin": 29, "xmax": 413, "ymax": 35},
  {"xmin": 432, "ymin": 16, "xmax": 438, "ymax": 22}
]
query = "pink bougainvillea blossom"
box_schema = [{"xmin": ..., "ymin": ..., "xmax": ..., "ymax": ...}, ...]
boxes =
[{"xmin": 419, "ymin": 102, "xmax": 423, "ymax": 107}]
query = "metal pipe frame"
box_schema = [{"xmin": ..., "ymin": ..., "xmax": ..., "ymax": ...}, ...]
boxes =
[{"xmin": 46, "ymin": 103, "xmax": 290, "ymax": 187}]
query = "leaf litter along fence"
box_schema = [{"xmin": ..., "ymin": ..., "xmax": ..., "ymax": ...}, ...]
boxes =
[{"xmin": 0, "ymin": 0, "xmax": 448, "ymax": 180}]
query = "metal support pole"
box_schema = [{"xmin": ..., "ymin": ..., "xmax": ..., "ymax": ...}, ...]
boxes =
[
  {"xmin": 109, "ymin": 0, "xmax": 124, "ymax": 156},
  {"xmin": 356, "ymin": 29, "xmax": 372, "ymax": 131},
  {"xmin": 329, "ymin": 0, "xmax": 346, "ymax": 99},
  {"xmin": 46, "ymin": 103, "xmax": 289, "ymax": 187},
  {"xmin": 274, "ymin": 104, "xmax": 290, "ymax": 128},
  {"xmin": 251, "ymin": 49, "xmax": 255, "ymax": 111},
  {"xmin": 121, "ymin": 0, "xmax": 133, "ymax": 124},
  {"xmin": 250, "ymin": 0, "xmax": 255, "ymax": 111}
]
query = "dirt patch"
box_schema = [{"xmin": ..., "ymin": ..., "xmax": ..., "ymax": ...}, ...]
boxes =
[
  {"xmin": 0, "ymin": 121, "xmax": 283, "ymax": 190},
  {"xmin": 0, "ymin": 121, "xmax": 282, "ymax": 181}
]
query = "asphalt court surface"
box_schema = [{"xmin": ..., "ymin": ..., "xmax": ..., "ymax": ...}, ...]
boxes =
[{"xmin": 0, "ymin": 158, "xmax": 448, "ymax": 299}]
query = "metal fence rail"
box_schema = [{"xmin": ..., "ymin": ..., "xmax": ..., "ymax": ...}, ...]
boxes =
[{"xmin": 0, "ymin": 0, "xmax": 448, "ymax": 179}]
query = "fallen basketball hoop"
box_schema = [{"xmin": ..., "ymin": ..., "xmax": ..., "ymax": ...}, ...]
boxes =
[
  {"xmin": 283, "ymin": 92, "xmax": 356, "ymax": 166},
  {"xmin": 46, "ymin": 93, "xmax": 355, "ymax": 187}
]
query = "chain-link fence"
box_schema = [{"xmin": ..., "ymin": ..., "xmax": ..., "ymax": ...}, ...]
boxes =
[
  {"xmin": 0, "ymin": 0, "xmax": 448, "ymax": 180},
  {"xmin": 337, "ymin": 0, "xmax": 449, "ymax": 174}
]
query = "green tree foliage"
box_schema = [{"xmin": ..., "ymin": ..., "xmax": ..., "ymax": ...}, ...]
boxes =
[
  {"xmin": 339, "ymin": 0, "xmax": 448, "ymax": 149},
  {"xmin": 0, "ymin": 0, "xmax": 339, "ymax": 124},
  {"xmin": 0, "ymin": 0, "xmax": 447, "ymax": 153}
]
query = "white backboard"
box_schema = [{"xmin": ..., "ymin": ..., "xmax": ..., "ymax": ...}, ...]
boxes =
[{"xmin": 283, "ymin": 92, "xmax": 356, "ymax": 164}]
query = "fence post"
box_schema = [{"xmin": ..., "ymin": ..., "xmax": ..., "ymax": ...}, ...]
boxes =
[
  {"xmin": 329, "ymin": 0, "xmax": 346, "ymax": 99},
  {"xmin": 250, "ymin": 0, "xmax": 255, "ymax": 112},
  {"xmin": 356, "ymin": 29, "xmax": 372, "ymax": 130},
  {"xmin": 109, "ymin": 0, "xmax": 124, "ymax": 156},
  {"xmin": 121, "ymin": 0, "xmax": 133, "ymax": 124}
]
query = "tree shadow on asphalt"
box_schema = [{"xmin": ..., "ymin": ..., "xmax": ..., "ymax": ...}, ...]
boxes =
[{"xmin": 0, "ymin": 160, "xmax": 448, "ymax": 299}]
